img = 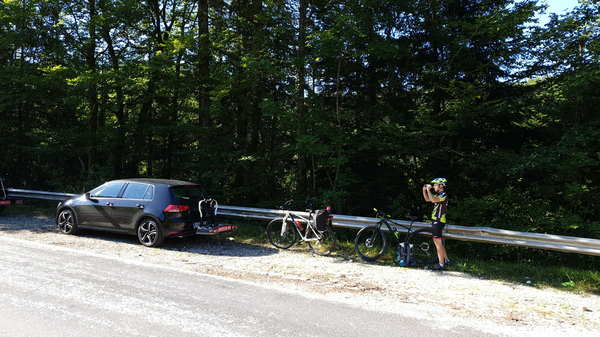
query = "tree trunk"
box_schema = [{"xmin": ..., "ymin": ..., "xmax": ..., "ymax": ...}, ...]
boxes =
[
  {"xmin": 101, "ymin": 26, "xmax": 125, "ymax": 179},
  {"xmin": 249, "ymin": 0, "xmax": 263, "ymax": 152},
  {"xmin": 86, "ymin": 0, "xmax": 99, "ymax": 178},
  {"xmin": 296, "ymin": 0, "xmax": 308, "ymax": 192},
  {"xmin": 198, "ymin": 0, "xmax": 212, "ymax": 130}
]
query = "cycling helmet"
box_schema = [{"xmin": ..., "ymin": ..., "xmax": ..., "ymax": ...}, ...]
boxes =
[{"xmin": 431, "ymin": 177, "xmax": 447, "ymax": 186}]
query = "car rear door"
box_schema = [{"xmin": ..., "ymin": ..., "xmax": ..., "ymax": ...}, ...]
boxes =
[
  {"xmin": 170, "ymin": 185, "xmax": 209, "ymax": 223},
  {"xmin": 110, "ymin": 183, "xmax": 154, "ymax": 230}
]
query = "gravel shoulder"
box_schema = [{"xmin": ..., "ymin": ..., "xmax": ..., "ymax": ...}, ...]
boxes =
[{"xmin": 1, "ymin": 215, "xmax": 598, "ymax": 336}]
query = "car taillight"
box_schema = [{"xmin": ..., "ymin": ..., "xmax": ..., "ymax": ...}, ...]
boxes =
[{"xmin": 164, "ymin": 205, "xmax": 190, "ymax": 213}]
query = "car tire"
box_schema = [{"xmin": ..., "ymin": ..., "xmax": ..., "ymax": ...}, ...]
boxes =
[
  {"xmin": 57, "ymin": 209, "xmax": 80, "ymax": 235},
  {"xmin": 137, "ymin": 219, "xmax": 164, "ymax": 247}
]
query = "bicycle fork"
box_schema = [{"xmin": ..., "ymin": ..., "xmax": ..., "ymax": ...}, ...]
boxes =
[
  {"xmin": 365, "ymin": 231, "xmax": 379, "ymax": 248},
  {"xmin": 280, "ymin": 216, "xmax": 291, "ymax": 237}
]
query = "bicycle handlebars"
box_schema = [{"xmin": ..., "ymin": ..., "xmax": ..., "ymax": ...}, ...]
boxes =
[
  {"xmin": 277, "ymin": 199, "xmax": 294, "ymax": 210},
  {"xmin": 375, "ymin": 208, "xmax": 420, "ymax": 223},
  {"xmin": 374, "ymin": 208, "xmax": 391, "ymax": 219},
  {"xmin": 278, "ymin": 199, "xmax": 331, "ymax": 214}
]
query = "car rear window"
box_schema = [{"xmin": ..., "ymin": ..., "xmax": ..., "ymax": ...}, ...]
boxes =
[
  {"xmin": 143, "ymin": 186, "xmax": 154, "ymax": 200},
  {"xmin": 122, "ymin": 183, "xmax": 151, "ymax": 200},
  {"xmin": 171, "ymin": 185, "xmax": 209, "ymax": 202}
]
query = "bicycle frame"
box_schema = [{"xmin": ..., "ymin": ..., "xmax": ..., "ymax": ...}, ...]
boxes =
[
  {"xmin": 282, "ymin": 211, "xmax": 322, "ymax": 243},
  {"xmin": 375, "ymin": 213, "xmax": 414, "ymax": 245}
]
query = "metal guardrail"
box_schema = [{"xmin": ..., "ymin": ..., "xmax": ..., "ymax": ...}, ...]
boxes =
[
  {"xmin": 7, "ymin": 189, "xmax": 80, "ymax": 201},
  {"xmin": 218, "ymin": 205, "xmax": 600, "ymax": 256},
  {"xmin": 7, "ymin": 188, "xmax": 600, "ymax": 256}
]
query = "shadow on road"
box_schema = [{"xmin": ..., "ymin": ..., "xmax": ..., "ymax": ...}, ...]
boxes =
[{"xmin": 0, "ymin": 214, "xmax": 280, "ymax": 257}]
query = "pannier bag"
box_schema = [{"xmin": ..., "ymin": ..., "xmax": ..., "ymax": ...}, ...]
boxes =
[
  {"xmin": 313, "ymin": 209, "xmax": 330, "ymax": 231},
  {"xmin": 397, "ymin": 243, "xmax": 414, "ymax": 267}
]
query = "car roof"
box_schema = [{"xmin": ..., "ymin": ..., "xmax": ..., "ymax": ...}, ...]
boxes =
[{"xmin": 110, "ymin": 178, "xmax": 199, "ymax": 187}]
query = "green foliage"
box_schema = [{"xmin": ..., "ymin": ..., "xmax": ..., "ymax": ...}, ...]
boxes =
[
  {"xmin": 1, "ymin": 0, "xmax": 599, "ymax": 268},
  {"xmin": 451, "ymin": 256, "xmax": 600, "ymax": 294}
]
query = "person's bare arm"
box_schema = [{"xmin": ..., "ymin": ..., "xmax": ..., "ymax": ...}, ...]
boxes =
[
  {"xmin": 422, "ymin": 185, "xmax": 431, "ymax": 202},
  {"xmin": 425, "ymin": 185, "xmax": 441, "ymax": 203}
]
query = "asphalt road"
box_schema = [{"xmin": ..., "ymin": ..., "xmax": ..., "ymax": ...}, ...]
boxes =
[{"xmin": 0, "ymin": 236, "xmax": 501, "ymax": 337}]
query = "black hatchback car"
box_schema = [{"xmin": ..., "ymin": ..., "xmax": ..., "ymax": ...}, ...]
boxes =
[{"xmin": 55, "ymin": 178, "xmax": 237, "ymax": 247}]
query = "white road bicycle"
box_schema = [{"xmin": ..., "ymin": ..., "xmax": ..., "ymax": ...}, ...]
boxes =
[{"xmin": 266, "ymin": 200, "xmax": 336, "ymax": 256}]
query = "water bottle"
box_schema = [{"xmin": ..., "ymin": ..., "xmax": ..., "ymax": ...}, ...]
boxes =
[{"xmin": 392, "ymin": 227, "xmax": 401, "ymax": 239}]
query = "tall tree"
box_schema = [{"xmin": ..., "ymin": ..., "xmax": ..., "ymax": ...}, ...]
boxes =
[{"xmin": 85, "ymin": 0, "xmax": 99, "ymax": 177}]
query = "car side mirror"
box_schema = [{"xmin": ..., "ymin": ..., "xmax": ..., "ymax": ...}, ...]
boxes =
[{"xmin": 85, "ymin": 193, "xmax": 99, "ymax": 203}]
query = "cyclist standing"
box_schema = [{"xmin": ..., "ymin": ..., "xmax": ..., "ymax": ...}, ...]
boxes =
[{"xmin": 422, "ymin": 177, "xmax": 450, "ymax": 270}]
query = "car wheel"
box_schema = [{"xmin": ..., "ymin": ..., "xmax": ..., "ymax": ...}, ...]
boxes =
[
  {"xmin": 57, "ymin": 209, "xmax": 80, "ymax": 234},
  {"xmin": 137, "ymin": 219, "xmax": 164, "ymax": 247}
]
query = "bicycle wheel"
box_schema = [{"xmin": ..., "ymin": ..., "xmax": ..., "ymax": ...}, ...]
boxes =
[
  {"xmin": 407, "ymin": 228, "xmax": 441, "ymax": 265},
  {"xmin": 354, "ymin": 226, "xmax": 387, "ymax": 261},
  {"xmin": 307, "ymin": 224, "xmax": 336, "ymax": 256},
  {"xmin": 266, "ymin": 218, "xmax": 297, "ymax": 249}
]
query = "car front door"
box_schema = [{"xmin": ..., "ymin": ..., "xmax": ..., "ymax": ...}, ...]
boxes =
[
  {"xmin": 77, "ymin": 182, "xmax": 126, "ymax": 228},
  {"xmin": 111, "ymin": 183, "xmax": 154, "ymax": 230}
]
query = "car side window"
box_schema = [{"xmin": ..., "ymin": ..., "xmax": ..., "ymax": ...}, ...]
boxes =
[
  {"xmin": 122, "ymin": 183, "xmax": 150, "ymax": 200},
  {"xmin": 91, "ymin": 182, "xmax": 126, "ymax": 198},
  {"xmin": 143, "ymin": 186, "xmax": 154, "ymax": 200}
]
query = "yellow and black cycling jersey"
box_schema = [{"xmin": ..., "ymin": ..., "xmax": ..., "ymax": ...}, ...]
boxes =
[{"xmin": 431, "ymin": 191, "xmax": 448, "ymax": 223}]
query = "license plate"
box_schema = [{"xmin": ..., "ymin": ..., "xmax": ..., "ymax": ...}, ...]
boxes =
[
  {"xmin": 210, "ymin": 224, "xmax": 237, "ymax": 234},
  {"xmin": 196, "ymin": 224, "xmax": 238, "ymax": 235},
  {"xmin": 210, "ymin": 225, "xmax": 237, "ymax": 233},
  {"xmin": 0, "ymin": 200, "xmax": 10, "ymax": 205}
]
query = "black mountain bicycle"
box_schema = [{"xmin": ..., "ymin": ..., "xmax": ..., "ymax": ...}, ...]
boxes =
[{"xmin": 354, "ymin": 209, "xmax": 442, "ymax": 265}]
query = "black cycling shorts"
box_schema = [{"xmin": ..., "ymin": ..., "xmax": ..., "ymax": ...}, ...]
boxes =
[{"xmin": 432, "ymin": 221, "xmax": 445, "ymax": 240}]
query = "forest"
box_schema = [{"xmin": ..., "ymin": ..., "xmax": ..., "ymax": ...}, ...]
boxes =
[{"xmin": 1, "ymin": 0, "xmax": 599, "ymax": 261}]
